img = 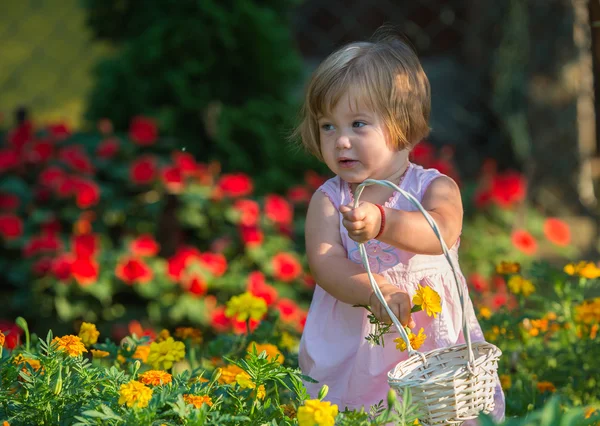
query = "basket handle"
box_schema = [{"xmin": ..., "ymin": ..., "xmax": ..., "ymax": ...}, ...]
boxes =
[{"xmin": 353, "ymin": 179, "xmax": 474, "ymax": 364}]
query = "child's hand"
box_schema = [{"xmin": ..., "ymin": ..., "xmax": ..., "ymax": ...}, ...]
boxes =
[
  {"xmin": 339, "ymin": 202, "xmax": 382, "ymax": 243},
  {"xmin": 369, "ymin": 284, "xmax": 416, "ymax": 328}
]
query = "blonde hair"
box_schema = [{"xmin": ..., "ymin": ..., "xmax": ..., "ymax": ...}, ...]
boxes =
[{"xmin": 293, "ymin": 33, "xmax": 431, "ymax": 161}]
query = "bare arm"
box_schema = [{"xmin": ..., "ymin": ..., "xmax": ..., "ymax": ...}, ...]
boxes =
[{"xmin": 341, "ymin": 176, "xmax": 463, "ymax": 255}]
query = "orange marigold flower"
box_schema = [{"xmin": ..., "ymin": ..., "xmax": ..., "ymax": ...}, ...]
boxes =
[
  {"xmin": 175, "ymin": 327, "xmax": 203, "ymax": 344},
  {"xmin": 536, "ymin": 381, "xmax": 556, "ymax": 393},
  {"xmin": 0, "ymin": 332, "xmax": 4, "ymax": 347},
  {"xmin": 91, "ymin": 349, "xmax": 110, "ymax": 358},
  {"xmin": 543, "ymin": 218, "xmax": 570, "ymax": 246},
  {"xmin": 183, "ymin": 394, "xmax": 213, "ymax": 409},
  {"xmin": 139, "ymin": 370, "xmax": 173, "ymax": 386},
  {"xmin": 495, "ymin": 261, "xmax": 521, "ymax": 275},
  {"xmin": 133, "ymin": 345, "xmax": 151, "ymax": 363},
  {"xmin": 217, "ymin": 364, "xmax": 245, "ymax": 385},
  {"xmin": 247, "ymin": 342, "xmax": 285, "ymax": 364},
  {"xmin": 78, "ymin": 322, "xmax": 99, "ymax": 346},
  {"xmin": 52, "ymin": 335, "xmax": 88, "ymax": 357},
  {"xmin": 511, "ymin": 230, "xmax": 537, "ymax": 256}
]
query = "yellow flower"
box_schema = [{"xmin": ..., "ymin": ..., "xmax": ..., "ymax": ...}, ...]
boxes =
[
  {"xmin": 218, "ymin": 364, "xmax": 245, "ymax": 385},
  {"xmin": 139, "ymin": 370, "xmax": 173, "ymax": 386},
  {"xmin": 412, "ymin": 285, "xmax": 442, "ymax": 318},
  {"xmin": 175, "ymin": 327, "xmax": 203, "ymax": 345},
  {"xmin": 536, "ymin": 381, "xmax": 556, "ymax": 393},
  {"xmin": 52, "ymin": 335, "xmax": 88, "ymax": 357},
  {"xmin": 496, "ymin": 261, "xmax": 521, "ymax": 275},
  {"xmin": 118, "ymin": 380, "xmax": 153, "ymax": 408},
  {"xmin": 235, "ymin": 371, "xmax": 255, "ymax": 389},
  {"xmin": 280, "ymin": 331, "xmax": 298, "ymax": 351},
  {"xmin": 297, "ymin": 399, "xmax": 338, "ymax": 426},
  {"xmin": 224, "ymin": 292, "xmax": 267, "ymax": 322},
  {"xmin": 146, "ymin": 337, "xmax": 185, "ymax": 370},
  {"xmin": 394, "ymin": 328, "xmax": 427, "ymax": 352},
  {"xmin": 133, "ymin": 345, "xmax": 151, "ymax": 363},
  {"xmin": 564, "ymin": 262, "xmax": 600, "ymax": 279},
  {"xmin": 479, "ymin": 307, "xmax": 492, "ymax": 319},
  {"xmin": 256, "ymin": 384, "xmax": 266, "ymax": 400},
  {"xmin": 585, "ymin": 407, "xmax": 597, "ymax": 419},
  {"xmin": 500, "ymin": 374, "xmax": 512, "ymax": 390},
  {"xmin": 91, "ymin": 349, "xmax": 110, "ymax": 358},
  {"xmin": 14, "ymin": 355, "xmax": 41, "ymax": 372},
  {"xmin": 247, "ymin": 342, "xmax": 285, "ymax": 364},
  {"xmin": 78, "ymin": 322, "xmax": 99, "ymax": 346},
  {"xmin": 183, "ymin": 394, "xmax": 213, "ymax": 408},
  {"xmin": 156, "ymin": 329, "xmax": 171, "ymax": 342},
  {"xmin": 0, "ymin": 332, "xmax": 5, "ymax": 347},
  {"xmin": 575, "ymin": 298, "xmax": 600, "ymax": 324},
  {"xmin": 508, "ymin": 275, "xmax": 535, "ymax": 297}
]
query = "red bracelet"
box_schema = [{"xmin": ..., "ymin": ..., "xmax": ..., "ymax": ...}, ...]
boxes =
[{"xmin": 374, "ymin": 203, "xmax": 385, "ymax": 239}]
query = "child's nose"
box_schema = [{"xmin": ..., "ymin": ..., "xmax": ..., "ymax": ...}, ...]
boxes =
[{"xmin": 335, "ymin": 135, "xmax": 351, "ymax": 150}]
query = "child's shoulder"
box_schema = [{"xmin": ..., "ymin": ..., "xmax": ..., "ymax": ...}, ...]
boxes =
[
  {"xmin": 312, "ymin": 175, "xmax": 344, "ymax": 208},
  {"xmin": 408, "ymin": 163, "xmax": 450, "ymax": 195}
]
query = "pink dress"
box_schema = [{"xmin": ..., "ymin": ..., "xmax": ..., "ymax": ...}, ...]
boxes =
[{"xmin": 299, "ymin": 163, "xmax": 505, "ymax": 421}]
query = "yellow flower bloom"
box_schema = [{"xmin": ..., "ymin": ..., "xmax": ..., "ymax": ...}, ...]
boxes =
[
  {"xmin": 235, "ymin": 371, "xmax": 255, "ymax": 389},
  {"xmin": 564, "ymin": 262, "xmax": 600, "ymax": 279},
  {"xmin": 280, "ymin": 331, "xmax": 298, "ymax": 351},
  {"xmin": 133, "ymin": 345, "xmax": 151, "ymax": 363},
  {"xmin": 156, "ymin": 329, "xmax": 171, "ymax": 342},
  {"xmin": 508, "ymin": 275, "xmax": 535, "ymax": 297},
  {"xmin": 500, "ymin": 374, "xmax": 512, "ymax": 390},
  {"xmin": 139, "ymin": 370, "xmax": 173, "ymax": 386},
  {"xmin": 585, "ymin": 407, "xmax": 597, "ymax": 419},
  {"xmin": 0, "ymin": 332, "xmax": 5, "ymax": 347},
  {"xmin": 14, "ymin": 355, "xmax": 41, "ymax": 372},
  {"xmin": 52, "ymin": 335, "xmax": 88, "ymax": 357},
  {"xmin": 218, "ymin": 364, "xmax": 245, "ymax": 385},
  {"xmin": 394, "ymin": 328, "xmax": 427, "ymax": 352},
  {"xmin": 78, "ymin": 322, "xmax": 99, "ymax": 346},
  {"xmin": 575, "ymin": 298, "xmax": 600, "ymax": 324},
  {"xmin": 256, "ymin": 384, "xmax": 266, "ymax": 400},
  {"xmin": 118, "ymin": 380, "xmax": 153, "ymax": 408},
  {"xmin": 175, "ymin": 327, "xmax": 203, "ymax": 345},
  {"xmin": 247, "ymin": 342, "xmax": 285, "ymax": 364},
  {"xmin": 479, "ymin": 307, "xmax": 492, "ymax": 319},
  {"xmin": 146, "ymin": 337, "xmax": 185, "ymax": 370},
  {"xmin": 536, "ymin": 381, "xmax": 556, "ymax": 393},
  {"xmin": 225, "ymin": 291, "xmax": 267, "ymax": 322},
  {"xmin": 412, "ymin": 285, "xmax": 442, "ymax": 318},
  {"xmin": 91, "ymin": 349, "xmax": 110, "ymax": 358},
  {"xmin": 496, "ymin": 261, "xmax": 521, "ymax": 275},
  {"xmin": 183, "ymin": 394, "xmax": 213, "ymax": 408},
  {"xmin": 297, "ymin": 399, "xmax": 338, "ymax": 426}
]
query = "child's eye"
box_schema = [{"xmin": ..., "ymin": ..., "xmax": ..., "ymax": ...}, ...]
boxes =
[
  {"xmin": 352, "ymin": 121, "xmax": 366, "ymax": 128},
  {"xmin": 321, "ymin": 123, "xmax": 334, "ymax": 131}
]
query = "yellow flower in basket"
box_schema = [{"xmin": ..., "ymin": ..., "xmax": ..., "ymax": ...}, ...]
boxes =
[{"xmin": 412, "ymin": 285, "xmax": 442, "ymax": 318}]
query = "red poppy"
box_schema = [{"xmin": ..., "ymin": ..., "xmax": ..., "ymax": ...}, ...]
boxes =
[
  {"xmin": 73, "ymin": 178, "xmax": 101, "ymax": 209},
  {"xmin": 410, "ymin": 141, "xmax": 435, "ymax": 167},
  {"xmin": 7, "ymin": 121, "xmax": 33, "ymax": 150},
  {"xmin": 23, "ymin": 232, "xmax": 63, "ymax": 257},
  {"xmin": 42, "ymin": 218, "xmax": 61, "ymax": 234},
  {"xmin": 492, "ymin": 275, "xmax": 506, "ymax": 291},
  {"xmin": 468, "ymin": 273, "xmax": 488, "ymax": 293},
  {"xmin": 275, "ymin": 298, "xmax": 299, "ymax": 322},
  {"xmin": 473, "ymin": 190, "xmax": 492, "ymax": 209},
  {"xmin": 0, "ymin": 149, "xmax": 20, "ymax": 172},
  {"xmin": 116, "ymin": 257, "xmax": 153, "ymax": 285},
  {"xmin": 296, "ymin": 309, "xmax": 308, "ymax": 333},
  {"xmin": 26, "ymin": 140, "xmax": 53, "ymax": 164},
  {"xmin": 264, "ymin": 195, "xmax": 293, "ymax": 226},
  {"xmin": 0, "ymin": 214, "xmax": 23, "ymax": 240},
  {"xmin": 47, "ymin": 122, "xmax": 71, "ymax": 140},
  {"xmin": 217, "ymin": 173, "xmax": 253, "ymax": 197},
  {"xmin": 167, "ymin": 246, "xmax": 202, "ymax": 281},
  {"xmin": 0, "ymin": 193, "xmax": 19, "ymax": 210},
  {"xmin": 33, "ymin": 256, "xmax": 53, "ymax": 276},
  {"xmin": 232, "ymin": 317, "xmax": 260, "ymax": 335},
  {"xmin": 0, "ymin": 321, "xmax": 22, "ymax": 350},
  {"xmin": 161, "ymin": 165, "xmax": 184, "ymax": 193},
  {"xmin": 240, "ymin": 226, "xmax": 264, "ymax": 247},
  {"xmin": 247, "ymin": 271, "xmax": 278, "ymax": 305},
  {"xmin": 72, "ymin": 233, "xmax": 98, "ymax": 259},
  {"xmin": 210, "ymin": 306, "xmax": 231, "ymax": 333},
  {"xmin": 172, "ymin": 151, "xmax": 197, "ymax": 175},
  {"xmin": 39, "ymin": 166, "xmax": 66, "ymax": 189},
  {"xmin": 58, "ymin": 146, "xmax": 94, "ymax": 174},
  {"xmin": 96, "ymin": 138, "xmax": 120, "ymax": 159},
  {"xmin": 129, "ymin": 116, "xmax": 158, "ymax": 145},
  {"xmin": 511, "ymin": 229, "xmax": 537, "ymax": 255},
  {"xmin": 130, "ymin": 156, "xmax": 157, "ymax": 184},
  {"xmin": 233, "ymin": 199, "xmax": 260, "ymax": 226},
  {"xmin": 199, "ymin": 252, "xmax": 227, "ymax": 277},
  {"xmin": 51, "ymin": 254, "xmax": 73, "ymax": 281},
  {"xmin": 183, "ymin": 273, "xmax": 207, "ymax": 296},
  {"xmin": 287, "ymin": 185, "xmax": 311, "ymax": 204},
  {"xmin": 71, "ymin": 257, "xmax": 99, "ymax": 286},
  {"xmin": 271, "ymin": 252, "xmax": 302, "ymax": 282},
  {"xmin": 490, "ymin": 171, "xmax": 526, "ymax": 208},
  {"xmin": 130, "ymin": 234, "xmax": 160, "ymax": 257},
  {"xmin": 128, "ymin": 320, "xmax": 156, "ymax": 341},
  {"xmin": 303, "ymin": 273, "xmax": 316, "ymax": 289},
  {"xmin": 491, "ymin": 292, "xmax": 508, "ymax": 309},
  {"xmin": 304, "ymin": 170, "xmax": 327, "ymax": 190},
  {"xmin": 543, "ymin": 218, "xmax": 571, "ymax": 246}
]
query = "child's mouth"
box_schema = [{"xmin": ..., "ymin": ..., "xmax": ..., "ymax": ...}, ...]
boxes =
[{"xmin": 338, "ymin": 159, "xmax": 358, "ymax": 168}]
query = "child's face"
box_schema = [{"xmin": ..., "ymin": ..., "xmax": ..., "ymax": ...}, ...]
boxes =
[{"xmin": 317, "ymin": 92, "xmax": 405, "ymax": 183}]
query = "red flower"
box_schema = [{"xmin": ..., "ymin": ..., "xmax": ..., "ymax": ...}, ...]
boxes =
[
  {"xmin": 232, "ymin": 317, "xmax": 260, "ymax": 335},
  {"xmin": 287, "ymin": 185, "xmax": 311, "ymax": 204},
  {"xmin": 473, "ymin": 190, "xmax": 492, "ymax": 209},
  {"xmin": 240, "ymin": 226, "xmax": 263, "ymax": 247},
  {"xmin": 491, "ymin": 292, "xmax": 508, "ymax": 309},
  {"xmin": 26, "ymin": 140, "xmax": 53, "ymax": 164},
  {"xmin": 129, "ymin": 116, "xmax": 158, "ymax": 145},
  {"xmin": 33, "ymin": 257, "xmax": 53, "ymax": 276},
  {"xmin": 130, "ymin": 234, "xmax": 160, "ymax": 257},
  {"xmin": 233, "ymin": 199, "xmax": 260, "ymax": 226},
  {"xmin": 303, "ymin": 273, "xmax": 316, "ymax": 289},
  {"xmin": 210, "ymin": 236, "xmax": 232, "ymax": 253},
  {"xmin": 0, "ymin": 321, "xmax": 22, "ymax": 350},
  {"xmin": 210, "ymin": 306, "xmax": 231, "ymax": 332},
  {"xmin": 511, "ymin": 230, "xmax": 537, "ymax": 255},
  {"xmin": 490, "ymin": 171, "xmax": 526, "ymax": 208},
  {"xmin": 264, "ymin": 195, "xmax": 293, "ymax": 226},
  {"xmin": 71, "ymin": 257, "xmax": 99, "ymax": 286},
  {"xmin": 304, "ymin": 170, "xmax": 327, "ymax": 190},
  {"xmin": 96, "ymin": 138, "xmax": 120, "ymax": 159},
  {"xmin": 116, "ymin": 256, "xmax": 153, "ymax": 285},
  {"xmin": 47, "ymin": 122, "xmax": 71, "ymax": 140},
  {"xmin": 97, "ymin": 118, "xmax": 113, "ymax": 135},
  {"xmin": 51, "ymin": 254, "xmax": 73, "ymax": 281},
  {"xmin": 247, "ymin": 271, "xmax": 278, "ymax": 305},
  {"xmin": 161, "ymin": 165, "xmax": 184, "ymax": 193},
  {"xmin": 58, "ymin": 146, "xmax": 94, "ymax": 174},
  {"xmin": 183, "ymin": 273, "xmax": 207, "ymax": 296},
  {"xmin": 73, "ymin": 234, "xmax": 98, "ymax": 259},
  {"xmin": 543, "ymin": 218, "xmax": 571, "ymax": 246},
  {"xmin": 199, "ymin": 252, "xmax": 227, "ymax": 277},
  {"xmin": 130, "ymin": 156, "xmax": 157, "ymax": 185},
  {"xmin": 410, "ymin": 141, "xmax": 435, "ymax": 167},
  {"xmin": 275, "ymin": 298, "xmax": 299, "ymax": 322},
  {"xmin": 0, "ymin": 149, "xmax": 20, "ymax": 172},
  {"xmin": 39, "ymin": 166, "xmax": 66, "ymax": 189},
  {"xmin": 217, "ymin": 173, "xmax": 253, "ymax": 197},
  {"xmin": 7, "ymin": 121, "xmax": 33, "ymax": 150},
  {"xmin": 468, "ymin": 273, "xmax": 488, "ymax": 293},
  {"xmin": 271, "ymin": 252, "xmax": 302, "ymax": 282},
  {"xmin": 172, "ymin": 152, "xmax": 198, "ymax": 175},
  {"xmin": 0, "ymin": 193, "xmax": 19, "ymax": 210},
  {"xmin": 297, "ymin": 310, "xmax": 307, "ymax": 332},
  {"xmin": 167, "ymin": 246, "xmax": 202, "ymax": 281},
  {"xmin": 73, "ymin": 178, "xmax": 101, "ymax": 209},
  {"xmin": 0, "ymin": 214, "xmax": 23, "ymax": 240},
  {"xmin": 23, "ymin": 232, "xmax": 63, "ymax": 257},
  {"xmin": 128, "ymin": 320, "xmax": 156, "ymax": 341}
]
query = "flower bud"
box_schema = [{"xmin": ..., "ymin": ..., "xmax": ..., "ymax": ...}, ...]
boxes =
[
  {"xmin": 318, "ymin": 384, "xmax": 329, "ymax": 400},
  {"xmin": 387, "ymin": 389, "xmax": 397, "ymax": 406}
]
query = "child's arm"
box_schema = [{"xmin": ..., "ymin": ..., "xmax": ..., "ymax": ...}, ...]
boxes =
[
  {"xmin": 340, "ymin": 176, "xmax": 462, "ymax": 255},
  {"xmin": 306, "ymin": 190, "xmax": 413, "ymax": 325}
]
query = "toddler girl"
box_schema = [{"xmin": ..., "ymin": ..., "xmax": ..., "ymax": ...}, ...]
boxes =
[{"xmin": 295, "ymin": 32, "xmax": 505, "ymax": 423}]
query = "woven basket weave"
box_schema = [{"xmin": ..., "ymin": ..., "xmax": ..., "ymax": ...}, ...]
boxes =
[{"xmin": 353, "ymin": 179, "xmax": 502, "ymax": 426}]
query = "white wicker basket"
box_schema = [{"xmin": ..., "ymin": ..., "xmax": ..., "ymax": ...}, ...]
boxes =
[{"xmin": 353, "ymin": 179, "xmax": 502, "ymax": 426}]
